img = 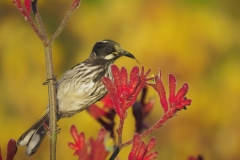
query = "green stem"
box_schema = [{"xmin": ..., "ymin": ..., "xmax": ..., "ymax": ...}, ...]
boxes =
[
  {"xmin": 44, "ymin": 44, "xmax": 57, "ymax": 160},
  {"xmin": 13, "ymin": 1, "xmax": 81, "ymax": 159}
]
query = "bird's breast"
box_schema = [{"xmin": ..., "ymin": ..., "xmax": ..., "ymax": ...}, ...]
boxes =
[{"xmin": 56, "ymin": 64, "xmax": 112, "ymax": 118}]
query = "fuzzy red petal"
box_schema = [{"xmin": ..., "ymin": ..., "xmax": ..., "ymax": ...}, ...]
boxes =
[
  {"xmin": 168, "ymin": 74, "xmax": 176, "ymax": 106},
  {"xmin": 128, "ymin": 75, "xmax": 140, "ymax": 96},
  {"xmin": 6, "ymin": 139, "xmax": 17, "ymax": 160},
  {"xmin": 149, "ymin": 75, "xmax": 169, "ymax": 113},
  {"xmin": 130, "ymin": 66, "xmax": 140, "ymax": 79},
  {"xmin": 181, "ymin": 99, "xmax": 192, "ymax": 107},
  {"xmin": 101, "ymin": 94, "xmax": 114, "ymax": 108},
  {"xmin": 97, "ymin": 128, "xmax": 106, "ymax": 141},
  {"xmin": 68, "ymin": 143, "xmax": 78, "ymax": 150},
  {"xmin": 14, "ymin": 0, "xmax": 22, "ymax": 8},
  {"xmin": 136, "ymin": 142, "xmax": 146, "ymax": 159},
  {"xmin": 78, "ymin": 132, "xmax": 85, "ymax": 148},
  {"xmin": 70, "ymin": 125, "xmax": 79, "ymax": 144},
  {"xmin": 120, "ymin": 67, "xmax": 128, "ymax": 95},
  {"xmin": 129, "ymin": 67, "xmax": 151, "ymax": 106},
  {"xmin": 175, "ymin": 83, "xmax": 188, "ymax": 100},
  {"xmin": 111, "ymin": 65, "xmax": 122, "ymax": 96},
  {"xmin": 129, "ymin": 134, "xmax": 141, "ymax": 159},
  {"xmin": 146, "ymin": 137, "xmax": 156, "ymax": 153},
  {"xmin": 24, "ymin": 0, "xmax": 31, "ymax": 16},
  {"xmin": 88, "ymin": 104, "xmax": 108, "ymax": 119},
  {"xmin": 102, "ymin": 77, "xmax": 123, "ymax": 117},
  {"xmin": 143, "ymin": 151, "xmax": 158, "ymax": 160}
]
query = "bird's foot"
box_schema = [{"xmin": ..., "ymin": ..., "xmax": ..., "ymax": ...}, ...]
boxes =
[
  {"xmin": 42, "ymin": 122, "xmax": 61, "ymax": 136},
  {"xmin": 43, "ymin": 76, "xmax": 57, "ymax": 85}
]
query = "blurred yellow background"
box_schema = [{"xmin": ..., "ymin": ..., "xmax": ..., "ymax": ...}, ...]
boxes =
[{"xmin": 0, "ymin": 0, "xmax": 240, "ymax": 159}]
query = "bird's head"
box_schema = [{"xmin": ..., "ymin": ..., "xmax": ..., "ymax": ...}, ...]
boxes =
[{"xmin": 88, "ymin": 40, "xmax": 136, "ymax": 64}]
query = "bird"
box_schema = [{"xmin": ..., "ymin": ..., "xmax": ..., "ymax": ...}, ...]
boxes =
[{"xmin": 17, "ymin": 39, "xmax": 136, "ymax": 156}]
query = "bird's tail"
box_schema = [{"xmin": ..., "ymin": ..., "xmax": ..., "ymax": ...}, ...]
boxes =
[{"xmin": 17, "ymin": 112, "xmax": 49, "ymax": 156}]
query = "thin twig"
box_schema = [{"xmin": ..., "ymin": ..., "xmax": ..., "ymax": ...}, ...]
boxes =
[
  {"xmin": 49, "ymin": 0, "xmax": 81, "ymax": 44},
  {"xmin": 117, "ymin": 118, "xmax": 125, "ymax": 149},
  {"xmin": 109, "ymin": 116, "xmax": 125, "ymax": 159},
  {"xmin": 35, "ymin": 8, "xmax": 48, "ymax": 42}
]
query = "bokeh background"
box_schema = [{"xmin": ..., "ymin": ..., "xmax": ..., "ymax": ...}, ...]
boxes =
[{"xmin": 1, "ymin": 0, "xmax": 240, "ymax": 159}]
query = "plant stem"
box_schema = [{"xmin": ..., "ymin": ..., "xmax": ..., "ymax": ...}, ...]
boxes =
[
  {"xmin": 108, "ymin": 146, "xmax": 120, "ymax": 160},
  {"xmin": 108, "ymin": 117, "xmax": 125, "ymax": 160},
  {"xmin": 34, "ymin": 6, "xmax": 58, "ymax": 160},
  {"xmin": 35, "ymin": 11, "xmax": 47, "ymax": 41},
  {"xmin": 12, "ymin": 1, "xmax": 81, "ymax": 159},
  {"xmin": 117, "ymin": 117, "xmax": 125, "ymax": 149},
  {"xmin": 44, "ymin": 44, "xmax": 58, "ymax": 160}
]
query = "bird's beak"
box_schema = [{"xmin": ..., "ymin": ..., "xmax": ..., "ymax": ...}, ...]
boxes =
[{"xmin": 121, "ymin": 50, "xmax": 136, "ymax": 59}]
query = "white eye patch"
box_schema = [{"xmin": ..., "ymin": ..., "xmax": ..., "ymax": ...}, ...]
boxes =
[{"xmin": 104, "ymin": 53, "xmax": 115, "ymax": 60}]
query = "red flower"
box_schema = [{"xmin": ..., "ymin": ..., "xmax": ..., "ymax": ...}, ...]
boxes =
[
  {"xmin": 102, "ymin": 65, "xmax": 151, "ymax": 119},
  {"xmin": 24, "ymin": 0, "xmax": 31, "ymax": 16},
  {"xmin": 68, "ymin": 125, "xmax": 85, "ymax": 156},
  {"xmin": 0, "ymin": 139, "xmax": 17, "ymax": 160},
  {"xmin": 148, "ymin": 70, "xmax": 192, "ymax": 113},
  {"xmin": 128, "ymin": 134, "xmax": 158, "ymax": 160},
  {"xmin": 87, "ymin": 128, "xmax": 110, "ymax": 160},
  {"xmin": 68, "ymin": 125, "xmax": 112, "ymax": 160}
]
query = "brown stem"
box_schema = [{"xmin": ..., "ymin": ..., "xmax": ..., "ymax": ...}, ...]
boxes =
[
  {"xmin": 43, "ymin": 45, "xmax": 58, "ymax": 160},
  {"xmin": 108, "ymin": 116, "xmax": 125, "ymax": 160},
  {"xmin": 32, "ymin": 6, "xmax": 58, "ymax": 160},
  {"xmin": 117, "ymin": 117, "xmax": 125, "ymax": 149},
  {"xmin": 35, "ymin": 8, "xmax": 48, "ymax": 42}
]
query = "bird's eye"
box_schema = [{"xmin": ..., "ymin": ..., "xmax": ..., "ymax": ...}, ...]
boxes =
[{"xmin": 105, "ymin": 47, "xmax": 112, "ymax": 53}]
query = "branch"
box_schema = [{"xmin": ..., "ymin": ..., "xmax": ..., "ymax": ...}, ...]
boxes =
[
  {"xmin": 12, "ymin": 0, "xmax": 81, "ymax": 159},
  {"xmin": 49, "ymin": 0, "xmax": 81, "ymax": 44}
]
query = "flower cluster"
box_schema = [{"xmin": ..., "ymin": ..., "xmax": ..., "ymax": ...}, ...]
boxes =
[
  {"xmin": 129, "ymin": 134, "xmax": 158, "ymax": 160},
  {"xmin": 69, "ymin": 65, "xmax": 192, "ymax": 160},
  {"xmin": 102, "ymin": 65, "xmax": 151, "ymax": 119},
  {"xmin": 148, "ymin": 71, "xmax": 191, "ymax": 113},
  {"xmin": 68, "ymin": 125, "xmax": 113, "ymax": 160}
]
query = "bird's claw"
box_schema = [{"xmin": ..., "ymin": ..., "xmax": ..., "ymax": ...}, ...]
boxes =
[
  {"xmin": 43, "ymin": 76, "xmax": 57, "ymax": 85},
  {"xmin": 42, "ymin": 122, "xmax": 61, "ymax": 135}
]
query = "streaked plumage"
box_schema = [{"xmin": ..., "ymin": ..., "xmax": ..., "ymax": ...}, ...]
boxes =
[{"xmin": 17, "ymin": 40, "xmax": 136, "ymax": 156}]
